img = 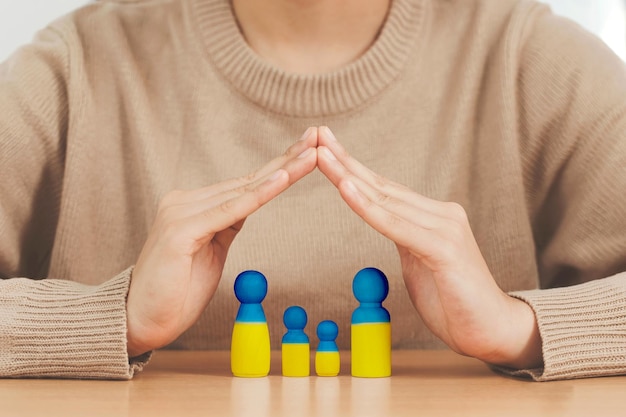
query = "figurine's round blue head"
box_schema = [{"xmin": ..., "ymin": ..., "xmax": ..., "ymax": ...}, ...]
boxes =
[
  {"xmin": 352, "ymin": 267, "xmax": 389, "ymax": 303},
  {"xmin": 234, "ymin": 270, "xmax": 268, "ymax": 304},
  {"xmin": 283, "ymin": 305, "xmax": 307, "ymax": 330},
  {"xmin": 316, "ymin": 320, "xmax": 338, "ymax": 341}
]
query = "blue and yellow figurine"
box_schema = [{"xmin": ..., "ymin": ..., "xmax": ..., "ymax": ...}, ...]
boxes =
[
  {"xmin": 282, "ymin": 305, "xmax": 310, "ymax": 377},
  {"xmin": 351, "ymin": 267, "xmax": 391, "ymax": 378},
  {"xmin": 231, "ymin": 270, "xmax": 271, "ymax": 378},
  {"xmin": 315, "ymin": 320, "xmax": 340, "ymax": 376}
]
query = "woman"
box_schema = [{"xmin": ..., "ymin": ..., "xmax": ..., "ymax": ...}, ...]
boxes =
[{"xmin": 1, "ymin": 0, "xmax": 625, "ymax": 381}]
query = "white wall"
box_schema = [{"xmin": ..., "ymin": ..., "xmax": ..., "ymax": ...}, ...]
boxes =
[
  {"xmin": 0, "ymin": 1, "xmax": 625, "ymax": 63},
  {"xmin": 540, "ymin": 0, "xmax": 626, "ymax": 60},
  {"xmin": 0, "ymin": 1, "xmax": 89, "ymax": 63}
]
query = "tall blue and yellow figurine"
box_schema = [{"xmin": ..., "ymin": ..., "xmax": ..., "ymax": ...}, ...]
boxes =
[
  {"xmin": 231, "ymin": 270, "xmax": 271, "ymax": 377},
  {"xmin": 281, "ymin": 305, "xmax": 310, "ymax": 376},
  {"xmin": 315, "ymin": 320, "xmax": 340, "ymax": 376},
  {"xmin": 351, "ymin": 267, "xmax": 391, "ymax": 377}
]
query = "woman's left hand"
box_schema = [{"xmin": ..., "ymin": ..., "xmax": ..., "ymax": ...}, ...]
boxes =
[{"xmin": 316, "ymin": 126, "xmax": 542, "ymax": 369}]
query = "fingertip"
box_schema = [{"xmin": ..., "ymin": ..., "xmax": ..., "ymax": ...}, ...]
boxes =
[
  {"xmin": 297, "ymin": 127, "xmax": 318, "ymax": 149},
  {"xmin": 319, "ymin": 127, "xmax": 348, "ymax": 161},
  {"xmin": 317, "ymin": 146, "xmax": 347, "ymax": 184},
  {"xmin": 300, "ymin": 147, "xmax": 319, "ymax": 174},
  {"xmin": 297, "ymin": 145, "xmax": 318, "ymax": 169},
  {"xmin": 284, "ymin": 130, "xmax": 315, "ymax": 162},
  {"xmin": 310, "ymin": 126, "xmax": 320, "ymax": 147},
  {"xmin": 319, "ymin": 126, "xmax": 337, "ymax": 142},
  {"xmin": 298, "ymin": 126, "xmax": 315, "ymax": 141}
]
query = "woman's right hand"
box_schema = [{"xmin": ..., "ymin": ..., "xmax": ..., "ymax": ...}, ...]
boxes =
[{"xmin": 126, "ymin": 128, "xmax": 318, "ymax": 357}]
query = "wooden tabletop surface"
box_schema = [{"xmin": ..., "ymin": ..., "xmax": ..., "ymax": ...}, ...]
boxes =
[{"xmin": 2, "ymin": 350, "xmax": 625, "ymax": 416}]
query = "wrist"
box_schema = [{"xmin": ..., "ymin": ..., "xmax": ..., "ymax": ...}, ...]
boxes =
[
  {"xmin": 127, "ymin": 316, "xmax": 153, "ymax": 358},
  {"xmin": 126, "ymin": 299, "xmax": 156, "ymax": 358},
  {"xmin": 488, "ymin": 296, "xmax": 543, "ymax": 369}
]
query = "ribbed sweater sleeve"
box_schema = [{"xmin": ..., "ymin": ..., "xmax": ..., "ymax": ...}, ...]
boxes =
[
  {"xmin": 507, "ymin": 274, "xmax": 626, "ymax": 381},
  {"xmin": 0, "ymin": 268, "xmax": 149, "ymax": 379},
  {"xmin": 498, "ymin": 6, "xmax": 626, "ymax": 380}
]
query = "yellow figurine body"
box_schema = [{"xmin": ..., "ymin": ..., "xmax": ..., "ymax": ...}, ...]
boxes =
[
  {"xmin": 231, "ymin": 271, "xmax": 271, "ymax": 378},
  {"xmin": 282, "ymin": 343, "xmax": 310, "ymax": 376},
  {"xmin": 351, "ymin": 322, "xmax": 391, "ymax": 377},
  {"xmin": 315, "ymin": 320, "xmax": 340, "ymax": 377},
  {"xmin": 231, "ymin": 322, "xmax": 271, "ymax": 377},
  {"xmin": 282, "ymin": 306, "xmax": 310, "ymax": 377},
  {"xmin": 350, "ymin": 268, "xmax": 391, "ymax": 378}
]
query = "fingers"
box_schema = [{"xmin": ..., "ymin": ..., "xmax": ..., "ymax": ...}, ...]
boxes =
[
  {"xmin": 337, "ymin": 178, "xmax": 444, "ymax": 259},
  {"xmin": 181, "ymin": 169, "xmax": 292, "ymax": 243},
  {"xmin": 317, "ymin": 126, "xmax": 451, "ymax": 217},
  {"xmin": 150, "ymin": 127, "xmax": 318, "ymax": 253},
  {"xmin": 153, "ymin": 169, "xmax": 291, "ymax": 256},
  {"xmin": 318, "ymin": 147, "xmax": 446, "ymax": 232},
  {"xmin": 160, "ymin": 136, "xmax": 317, "ymax": 224},
  {"xmin": 162, "ymin": 127, "xmax": 318, "ymax": 207},
  {"xmin": 317, "ymin": 126, "xmax": 469, "ymax": 264}
]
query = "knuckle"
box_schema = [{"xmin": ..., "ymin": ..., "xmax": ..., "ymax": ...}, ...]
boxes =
[
  {"xmin": 384, "ymin": 212, "xmax": 402, "ymax": 228},
  {"xmin": 443, "ymin": 219, "xmax": 466, "ymax": 243},
  {"xmin": 155, "ymin": 205, "xmax": 176, "ymax": 226},
  {"xmin": 236, "ymin": 181, "xmax": 257, "ymax": 195},
  {"xmin": 245, "ymin": 170, "xmax": 259, "ymax": 183},
  {"xmin": 238, "ymin": 171, "xmax": 258, "ymax": 185},
  {"xmin": 158, "ymin": 190, "xmax": 183, "ymax": 210},
  {"xmin": 160, "ymin": 218, "xmax": 184, "ymax": 244},
  {"xmin": 372, "ymin": 172, "xmax": 387, "ymax": 189},
  {"xmin": 249, "ymin": 188, "xmax": 265, "ymax": 209},
  {"xmin": 436, "ymin": 238, "xmax": 458, "ymax": 262},
  {"xmin": 445, "ymin": 202, "xmax": 469, "ymax": 223},
  {"xmin": 375, "ymin": 191, "xmax": 393, "ymax": 206},
  {"xmin": 217, "ymin": 198, "xmax": 237, "ymax": 216}
]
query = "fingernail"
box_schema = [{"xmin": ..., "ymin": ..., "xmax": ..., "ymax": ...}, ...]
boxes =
[
  {"xmin": 323, "ymin": 147, "xmax": 337, "ymax": 161},
  {"xmin": 323, "ymin": 126, "xmax": 337, "ymax": 141},
  {"xmin": 344, "ymin": 180, "xmax": 362, "ymax": 201},
  {"xmin": 297, "ymin": 148, "xmax": 312, "ymax": 159},
  {"xmin": 299, "ymin": 127, "xmax": 314, "ymax": 141}
]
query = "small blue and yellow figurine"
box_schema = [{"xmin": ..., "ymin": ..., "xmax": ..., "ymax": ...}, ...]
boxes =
[
  {"xmin": 231, "ymin": 270, "xmax": 271, "ymax": 377},
  {"xmin": 315, "ymin": 320, "xmax": 340, "ymax": 376},
  {"xmin": 282, "ymin": 305, "xmax": 310, "ymax": 377},
  {"xmin": 351, "ymin": 267, "xmax": 391, "ymax": 377}
]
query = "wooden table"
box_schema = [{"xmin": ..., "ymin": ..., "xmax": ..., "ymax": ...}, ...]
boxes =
[{"xmin": 1, "ymin": 350, "xmax": 625, "ymax": 416}]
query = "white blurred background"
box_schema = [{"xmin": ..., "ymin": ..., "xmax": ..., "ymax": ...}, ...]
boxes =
[
  {"xmin": 542, "ymin": 0, "xmax": 625, "ymax": 59},
  {"xmin": 0, "ymin": 0, "xmax": 625, "ymax": 62},
  {"xmin": 0, "ymin": 1, "xmax": 89, "ymax": 62}
]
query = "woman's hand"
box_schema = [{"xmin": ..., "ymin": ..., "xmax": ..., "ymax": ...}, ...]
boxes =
[
  {"xmin": 126, "ymin": 128, "xmax": 318, "ymax": 357},
  {"xmin": 316, "ymin": 126, "xmax": 542, "ymax": 369}
]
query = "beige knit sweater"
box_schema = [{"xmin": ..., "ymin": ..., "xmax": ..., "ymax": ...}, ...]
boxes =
[{"xmin": 0, "ymin": 0, "xmax": 625, "ymax": 381}]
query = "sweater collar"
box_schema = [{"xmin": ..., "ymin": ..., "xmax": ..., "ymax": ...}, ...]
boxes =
[{"xmin": 191, "ymin": 0, "xmax": 426, "ymax": 117}]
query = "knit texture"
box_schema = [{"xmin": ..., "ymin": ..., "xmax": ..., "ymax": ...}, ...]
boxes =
[
  {"xmin": 0, "ymin": 0, "xmax": 625, "ymax": 380},
  {"xmin": 0, "ymin": 268, "xmax": 149, "ymax": 378},
  {"xmin": 506, "ymin": 274, "xmax": 626, "ymax": 381}
]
